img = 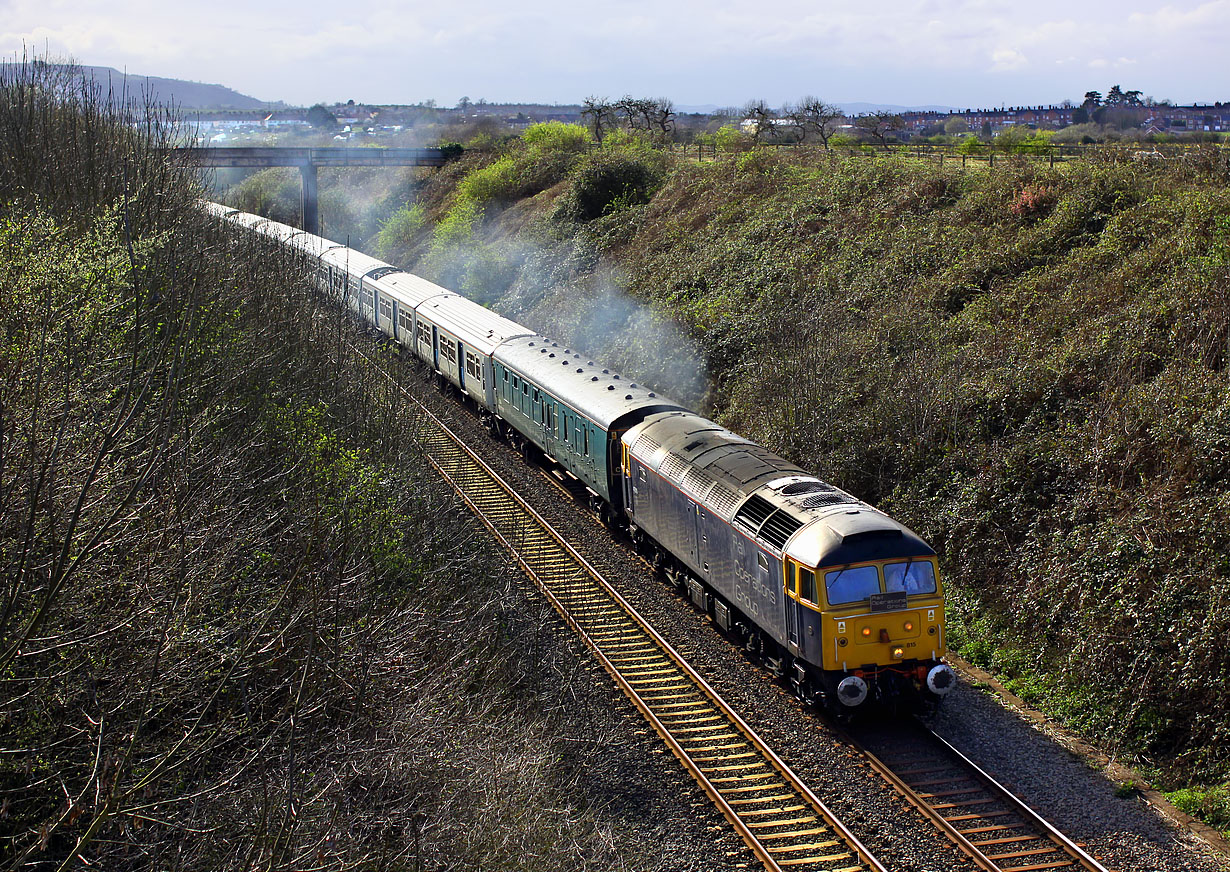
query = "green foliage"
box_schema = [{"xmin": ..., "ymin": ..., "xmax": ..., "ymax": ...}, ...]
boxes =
[
  {"xmin": 521, "ymin": 120, "xmax": 592, "ymax": 152},
  {"xmin": 374, "ymin": 203, "xmax": 427, "ymax": 262},
  {"xmin": 1165, "ymin": 785, "xmax": 1230, "ymax": 832},
  {"xmin": 714, "ymin": 124, "xmax": 752, "ymax": 153},
  {"xmin": 457, "ymin": 154, "xmax": 521, "ymax": 203},
  {"xmin": 555, "ymin": 151, "xmax": 667, "ymax": 222},
  {"xmin": 432, "ymin": 194, "xmax": 481, "ymax": 250},
  {"xmin": 994, "ymin": 125, "xmax": 1054, "ymax": 155},
  {"xmin": 957, "ymin": 135, "xmax": 985, "ymax": 155}
]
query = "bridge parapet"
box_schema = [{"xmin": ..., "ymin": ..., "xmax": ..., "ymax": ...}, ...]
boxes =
[{"xmin": 176, "ymin": 146, "xmax": 450, "ymax": 232}]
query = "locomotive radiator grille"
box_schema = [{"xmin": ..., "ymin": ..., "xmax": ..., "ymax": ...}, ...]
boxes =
[{"xmin": 349, "ymin": 339, "xmax": 888, "ymax": 872}]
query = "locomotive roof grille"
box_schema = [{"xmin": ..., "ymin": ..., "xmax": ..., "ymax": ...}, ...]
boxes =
[
  {"xmin": 709, "ymin": 484, "xmax": 740, "ymax": 516},
  {"xmin": 759, "ymin": 510, "xmax": 804, "ymax": 551},
  {"xmin": 682, "ymin": 467, "xmax": 715, "ymax": 498},
  {"xmin": 803, "ymin": 493, "xmax": 857, "ymax": 509},
  {"xmin": 780, "ymin": 480, "xmax": 835, "ymax": 496},
  {"xmin": 634, "ymin": 435, "xmax": 661, "ymax": 456},
  {"xmin": 660, "ymin": 454, "xmax": 688, "ymax": 482},
  {"xmin": 734, "ymin": 494, "xmax": 775, "ymax": 531}
]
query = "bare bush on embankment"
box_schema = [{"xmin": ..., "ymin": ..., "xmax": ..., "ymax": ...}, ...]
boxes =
[
  {"xmin": 343, "ymin": 126, "xmax": 1230, "ymax": 790},
  {"xmin": 0, "ymin": 61, "xmax": 671, "ymax": 871}
]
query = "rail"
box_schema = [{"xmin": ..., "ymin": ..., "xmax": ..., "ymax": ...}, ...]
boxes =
[{"xmin": 848, "ymin": 718, "xmax": 1114, "ymax": 872}]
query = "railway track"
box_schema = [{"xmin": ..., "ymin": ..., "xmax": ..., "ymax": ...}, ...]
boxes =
[
  {"xmin": 353, "ymin": 343, "xmax": 885, "ymax": 872},
  {"xmin": 850, "ymin": 719, "xmax": 1113, "ymax": 872},
  {"xmin": 350, "ymin": 336, "xmax": 1117, "ymax": 872}
]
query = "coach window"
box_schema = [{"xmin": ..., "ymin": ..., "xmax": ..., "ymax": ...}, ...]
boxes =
[
  {"xmin": 583, "ymin": 427, "xmax": 590, "ymax": 456},
  {"xmin": 824, "ymin": 565, "xmax": 881, "ymax": 606}
]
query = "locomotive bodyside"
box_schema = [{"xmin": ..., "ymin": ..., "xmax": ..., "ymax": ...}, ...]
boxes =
[{"xmin": 622, "ymin": 411, "xmax": 953, "ymax": 708}]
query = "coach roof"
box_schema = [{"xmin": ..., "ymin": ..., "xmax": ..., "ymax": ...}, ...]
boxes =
[{"xmin": 496, "ymin": 336, "xmax": 685, "ymax": 430}]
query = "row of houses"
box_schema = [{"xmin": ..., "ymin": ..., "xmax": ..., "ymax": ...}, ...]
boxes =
[{"xmin": 896, "ymin": 103, "xmax": 1230, "ymax": 135}]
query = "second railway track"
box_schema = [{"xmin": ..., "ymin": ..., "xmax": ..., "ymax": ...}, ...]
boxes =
[{"xmin": 849, "ymin": 719, "xmax": 1113, "ymax": 872}]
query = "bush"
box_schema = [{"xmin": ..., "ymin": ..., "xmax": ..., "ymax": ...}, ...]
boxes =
[
  {"xmin": 374, "ymin": 203, "xmax": 427, "ymax": 262},
  {"xmin": 432, "ymin": 194, "xmax": 481, "ymax": 250},
  {"xmin": 1166, "ymin": 785, "xmax": 1230, "ymax": 832},
  {"xmin": 714, "ymin": 124, "xmax": 752, "ymax": 153},
  {"xmin": 555, "ymin": 152, "xmax": 666, "ymax": 221},
  {"xmin": 957, "ymin": 135, "xmax": 985, "ymax": 155},
  {"xmin": 522, "ymin": 121, "xmax": 591, "ymax": 153},
  {"xmin": 458, "ymin": 154, "xmax": 521, "ymax": 203}
]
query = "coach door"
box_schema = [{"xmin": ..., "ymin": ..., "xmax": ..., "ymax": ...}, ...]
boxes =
[{"xmin": 431, "ymin": 326, "xmax": 439, "ymax": 369}]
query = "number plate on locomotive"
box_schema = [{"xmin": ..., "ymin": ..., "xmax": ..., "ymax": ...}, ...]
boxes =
[{"xmin": 868, "ymin": 591, "xmax": 908, "ymax": 612}]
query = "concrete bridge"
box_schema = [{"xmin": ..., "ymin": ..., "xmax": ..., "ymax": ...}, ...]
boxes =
[{"xmin": 177, "ymin": 146, "xmax": 451, "ymax": 234}]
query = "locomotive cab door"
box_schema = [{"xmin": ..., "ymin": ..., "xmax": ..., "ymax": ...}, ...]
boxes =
[{"xmin": 784, "ymin": 559, "xmax": 808, "ymax": 655}]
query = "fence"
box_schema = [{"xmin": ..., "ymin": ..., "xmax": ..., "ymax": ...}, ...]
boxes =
[{"xmin": 666, "ymin": 140, "xmax": 1221, "ymax": 167}]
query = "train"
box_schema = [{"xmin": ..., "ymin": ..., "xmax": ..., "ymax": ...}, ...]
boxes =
[{"xmin": 204, "ymin": 201, "xmax": 957, "ymax": 712}]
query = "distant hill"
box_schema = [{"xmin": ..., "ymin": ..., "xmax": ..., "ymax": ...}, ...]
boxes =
[{"xmin": 0, "ymin": 63, "xmax": 270, "ymax": 110}]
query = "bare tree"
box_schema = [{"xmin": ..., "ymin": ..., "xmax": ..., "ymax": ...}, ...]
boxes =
[
  {"xmin": 648, "ymin": 97, "xmax": 676, "ymax": 140},
  {"xmin": 853, "ymin": 110, "xmax": 903, "ymax": 149},
  {"xmin": 581, "ymin": 95, "xmax": 614, "ymax": 144},
  {"xmin": 790, "ymin": 96, "xmax": 844, "ymax": 150},
  {"xmin": 742, "ymin": 99, "xmax": 778, "ymax": 144}
]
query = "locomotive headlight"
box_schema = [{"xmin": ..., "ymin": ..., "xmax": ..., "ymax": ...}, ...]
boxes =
[
  {"xmin": 861, "ymin": 627, "xmax": 872, "ymax": 637},
  {"xmin": 903, "ymin": 621, "xmax": 914, "ymax": 632},
  {"xmin": 891, "ymin": 646, "xmax": 906, "ymax": 660}
]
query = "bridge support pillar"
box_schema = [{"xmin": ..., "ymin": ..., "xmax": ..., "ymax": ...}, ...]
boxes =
[{"xmin": 300, "ymin": 163, "xmax": 319, "ymax": 235}]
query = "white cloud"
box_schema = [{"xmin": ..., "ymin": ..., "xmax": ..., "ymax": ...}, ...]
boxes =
[
  {"xmin": 0, "ymin": 0, "xmax": 1225, "ymax": 107},
  {"xmin": 990, "ymin": 48, "xmax": 1029, "ymax": 71}
]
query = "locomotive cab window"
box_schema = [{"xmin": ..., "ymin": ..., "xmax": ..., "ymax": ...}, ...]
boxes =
[
  {"xmin": 884, "ymin": 560, "xmax": 937, "ymax": 596},
  {"xmin": 825, "ymin": 565, "xmax": 881, "ymax": 606},
  {"xmin": 798, "ymin": 567, "xmax": 817, "ymax": 603}
]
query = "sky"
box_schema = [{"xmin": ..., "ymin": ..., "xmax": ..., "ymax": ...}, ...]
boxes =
[{"xmin": 2, "ymin": 0, "xmax": 1227, "ymax": 109}]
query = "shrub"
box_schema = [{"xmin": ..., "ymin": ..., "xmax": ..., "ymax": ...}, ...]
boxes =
[
  {"xmin": 556, "ymin": 152, "xmax": 666, "ymax": 222},
  {"xmin": 1166, "ymin": 785, "xmax": 1230, "ymax": 832},
  {"xmin": 374, "ymin": 203, "xmax": 427, "ymax": 262},
  {"xmin": 522, "ymin": 121, "xmax": 591, "ymax": 153},
  {"xmin": 957, "ymin": 135, "xmax": 985, "ymax": 155},
  {"xmin": 458, "ymin": 154, "xmax": 521, "ymax": 203},
  {"xmin": 714, "ymin": 124, "xmax": 752, "ymax": 153},
  {"xmin": 432, "ymin": 194, "xmax": 481, "ymax": 250}
]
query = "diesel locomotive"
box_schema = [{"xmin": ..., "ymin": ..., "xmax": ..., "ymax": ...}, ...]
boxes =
[{"xmin": 205, "ymin": 202, "xmax": 957, "ymax": 711}]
